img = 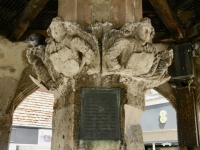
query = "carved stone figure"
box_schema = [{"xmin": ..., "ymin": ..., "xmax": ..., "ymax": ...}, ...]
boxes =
[
  {"xmin": 101, "ymin": 18, "xmax": 173, "ymax": 150},
  {"xmin": 26, "ymin": 17, "xmax": 173, "ymax": 150},
  {"xmin": 26, "ymin": 17, "xmax": 100, "ymax": 92},
  {"xmin": 103, "ymin": 18, "xmax": 173, "ymax": 83}
]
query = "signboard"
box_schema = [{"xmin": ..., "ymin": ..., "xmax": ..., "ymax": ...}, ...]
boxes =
[
  {"xmin": 80, "ymin": 88, "xmax": 120, "ymax": 140},
  {"xmin": 38, "ymin": 129, "xmax": 52, "ymax": 145}
]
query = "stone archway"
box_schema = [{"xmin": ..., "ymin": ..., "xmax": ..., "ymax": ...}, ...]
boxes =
[
  {"xmin": 154, "ymin": 82, "xmax": 176, "ymax": 109},
  {"xmin": 9, "ymin": 66, "xmax": 39, "ymax": 112}
]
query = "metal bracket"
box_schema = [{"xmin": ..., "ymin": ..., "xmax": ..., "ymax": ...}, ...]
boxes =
[{"xmin": 188, "ymin": 75, "xmax": 194, "ymax": 91}]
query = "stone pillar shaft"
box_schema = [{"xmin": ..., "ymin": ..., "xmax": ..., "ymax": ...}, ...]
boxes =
[
  {"xmin": 51, "ymin": 104, "xmax": 79, "ymax": 150},
  {"xmin": 58, "ymin": 0, "xmax": 142, "ymax": 27},
  {"xmin": 26, "ymin": 1, "xmax": 173, "ymax": 149},
  {"xmin": 51, "ymin": 85, "xmax": 80, "ymax": 150},
  {"xmin": 0, "ymin": 113, "xmax": 12, "ymax": 150},
  {"xmin": 0, "ymin": 77, "xmax": 18, "ymax": 150},
  {"xmin": 125, "ymin": 105, "xmax": 144, "ymax": 150}
]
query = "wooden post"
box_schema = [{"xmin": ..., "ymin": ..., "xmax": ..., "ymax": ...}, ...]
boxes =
[{"xmin": 174, "ymin": 87, "xmax": 199, "ymax": 148}]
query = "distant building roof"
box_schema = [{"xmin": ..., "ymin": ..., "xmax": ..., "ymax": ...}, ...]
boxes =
[{"xmin": 13, "ymin": 89, "xmax": 54, "ymax": 128}]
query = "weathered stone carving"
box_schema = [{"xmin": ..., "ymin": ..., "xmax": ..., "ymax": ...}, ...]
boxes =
[
  {"xmin": 101, "ymin": 18, "xmax": 173, "ymax": 150},
  {"xmin": 103, "ymin": 18, "xmax": 173, "ymax": 88},
  {"xmin": 26, "ymin": 17, "xmax": 100, "ymax": 92},
  {"xmin": 26, "ymin": 17, "xmax": 173, "ymax": 150}
]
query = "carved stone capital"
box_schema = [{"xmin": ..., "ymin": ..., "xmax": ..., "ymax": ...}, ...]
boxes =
[
  {"xmin": 26, "ymin": 17, "xmax": 173, "ymax": 98},
  {"xmin": 26, "ymin": 17, "xmax": 173, "ymax": 150},
  {"xmin": 102, "ymin": 18, "xmax": 173, "ymax": 95},
  {"xmin": 26, "ymin": 17, "xmax": 101, "ymax": 94}
]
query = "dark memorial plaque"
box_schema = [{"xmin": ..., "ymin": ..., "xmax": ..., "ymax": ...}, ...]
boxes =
[{"xmin": 80, "ymin": 88, "xmax": 120, "ymax": 140}]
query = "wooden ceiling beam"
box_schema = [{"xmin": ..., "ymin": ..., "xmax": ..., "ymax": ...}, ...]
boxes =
[
  {"xmin": 153, "ymin": 32, "xmax": 175, "ymax": 43},
  {"xmin": 148, "ymin": 0, "xmax": 185, "ymax": 40},
  {"xmin": 9, "ymin": 0, "xmax": 49, "ymax": 41},
  {"xmin": 20, "ymin": 30, "xmax": 48, "ymax": 41},
  {"xmin": 185, "ymin": 23, "xmax": 200, "ymax": 39}
]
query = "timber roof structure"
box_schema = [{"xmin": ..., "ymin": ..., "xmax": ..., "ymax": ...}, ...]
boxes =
[{"xmin": 0, "ymin": 0, "xmax": 200, "ymax": 43}]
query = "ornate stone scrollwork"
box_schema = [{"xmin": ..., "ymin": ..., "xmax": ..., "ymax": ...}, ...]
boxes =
[{"xmin": 26, "ymin": 17, "xmax": 100, "ymax": 92}]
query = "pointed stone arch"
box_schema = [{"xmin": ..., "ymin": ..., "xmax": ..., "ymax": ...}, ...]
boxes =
[
  {"xmin": 6, "ymin": 66, "xmax": 39, "ymax": 113},
  {"xmin": 154, "ymin": 82, "xmax": 176, "ymax": 109}
]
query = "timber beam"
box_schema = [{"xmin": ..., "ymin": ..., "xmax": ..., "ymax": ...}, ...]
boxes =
[
  {"xmin": 174, "ymin": 87, "xmax": 199, "ymax": 147},
  {"xmin": 185, "ymin": 23, "xmax": 200, "ymax": 39},
  {"xmin": 20, "ymin": 30, "xmax": 48, "ymax": 41},
  {"xmin": 148, "ymin": 0, "xmax": 185, "ymax": 40},
  {"xmin": 9, "ymin": 0, "xmax": 49, "ymax": 41},
  {"xmin": 153, "ymin": 32, "xmax": 175, "ymax": 43}
]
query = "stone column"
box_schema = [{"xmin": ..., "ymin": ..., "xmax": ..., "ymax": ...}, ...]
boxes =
[
  {"xmin": 27, "ymin": 16, "xmax": 173, "ymax": 150},
  {"xmin": 58, "ymin": 0, "xmax": 142, "ymax": 27},
  {"xmin": 0, "ymin": 113, "xmax": 13, "ymax": 150},
  {"xmin": 0, "ymin": 77, "xmax": 18, "ymax": 150},
  {"xmin": 102, "ymin": 18, "xmax": 173, "ymax": 150}
]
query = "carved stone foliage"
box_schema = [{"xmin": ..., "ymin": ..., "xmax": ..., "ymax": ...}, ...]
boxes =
[{"xmin": 26, "ymin": 17, "xmax": 173, "ymax": 96}]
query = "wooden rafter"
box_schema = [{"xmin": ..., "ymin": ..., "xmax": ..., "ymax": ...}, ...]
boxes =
[
  {"xmin": 20, "ymin": 30, "xmax": 48, "ymax": 41},
  {"xmin": 148, "ymin": 0, "xmax": 185, "ymax": 40},
  {"xmin": 185, "ymin": 23, "xmax": 200, "ymax": 39},
  {"xmin": 9, "ymin": 0, "xmax": 49, "ymax": 41},
  {"xmin": 153, "ymin": 32, "xmax": 175, "ymax": 43}
]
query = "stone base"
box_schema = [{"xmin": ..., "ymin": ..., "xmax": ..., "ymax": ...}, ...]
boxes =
[
  {"xmin": 51, "ymin": 104, "xmax": 80, "ymax": 150},
  {"xmin": 125, "ymin": 105, "xmax": 144, "ymax": 150},
  {"xmin": 125, "ymin": 125, "xmax": 144, "ymax": 150},
  {"xmin": 79, "ymin": 140, "xmax": 121, "ymax": 150}
]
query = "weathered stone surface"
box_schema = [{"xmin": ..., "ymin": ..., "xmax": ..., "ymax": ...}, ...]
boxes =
[
  {"xmin": 125, "ymin": 0, "xmax": 143, "ymax": 23},
  {"xmin": 102, "ymin": 18, "xmax": 172, "ymax": 150},
  {"xmin": 124, "ymin": 105, "xmax": 144, "ymax": 150},
  {"xmin": 125, "ymin": 125, "xmax": 144, "ymax": 150},
  {"xmin": 58, "ymin": 0, "xmax": 77, "ymax": 22},
  {"xmin": 126, "ymin": 53, "xmax": 154, "ymax": 75},
  {"xmin": 154, "ymin": 82, "xmax": 176, "ymax": 109},
  {"xmin": 0, "ymin": 77, "xmax": 18, "ymax": 111},
  {"xmin": 26, "ymin": 17, "xmax": 173, "ymax": 150},
  {"xmin": 82, "ymin": 140, "xmax": 120, "ymax": 150},
  {"xmin": 0, "ymin": 113, "xmax": 13, "ymax": 150},
  {"xmin": 12, "ymin": 66, "xmax": 39, "ymax": 110},
  {"xmin": 26, "ymin": 17, "xmax": 100, "ymax": 94},
  {"xmin": 51, "ymin": 104, "xmax": 80, "ymax": 150},
  {"xmin": 92, "ymin": 0, "xmax": 110, "ymax": 23},
  {"xmin": 103, "ymin": 18, "xmax": 172, "ymax": 82},
  {"xmin": 0, "ymin": 77, "xmax": 18, "ymax": 150},
  {"xmin": 77, "ymin": 0, "xmax": 92, "ymax": 26},
  {"xmin": 110, "ymin": 0, "xmax": 126, "ymax": 27},
  {"xmin": 58, "ymin": 0, "xmax": 142, "ymax": 28},
  {"xmin": 0, "ymin": 36, "xmax": 29, "ymax": 80}
]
